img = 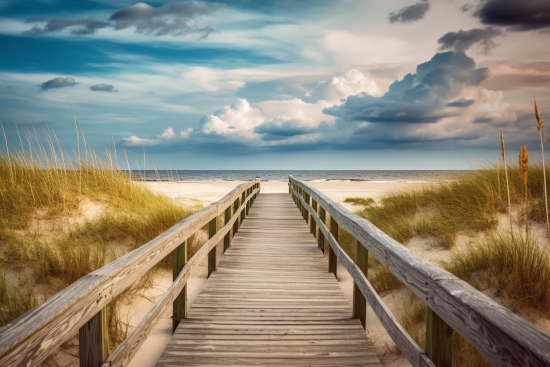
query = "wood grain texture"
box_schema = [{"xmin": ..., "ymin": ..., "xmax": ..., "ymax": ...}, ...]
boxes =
[
  {"xmin": 0, "ymin": 180, "xmax": 258, "ymax": 367},
  {"xmin": 353, "ymin": 239, "xmax": 368, "ymax": 330},
  {"xmin": 426, "ymin": 307, "xmax": 453, "ymax": 367},
  {"xmin": 172, "ymin": 240, "xmax": 187, "ymax": 332},
  {"xmin": 290, "ymin": 176, "xmax": 550, "ymax": 367},
  {"xmin": 293, "ymin": 188, "xmax": 433, "ymax": 367},
  {"xmin": 102, "ymin": 189, "xmax": 257, "ymax": 367},
  {"xmin": 79, "ymin": 308, "xmax": 108, "ymax": 367},
  {"xmin": 157, "ymin": 193, "xmax": 380, "ymax": 367}
]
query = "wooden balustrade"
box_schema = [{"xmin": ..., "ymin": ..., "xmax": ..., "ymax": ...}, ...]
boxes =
[
  {"xmin": 0, "ymin": 178, "xmax": 260, "ymax": 367},
  {"xmin": 289, "ymin": 175, "xmax": 550, "ymax": 367}
]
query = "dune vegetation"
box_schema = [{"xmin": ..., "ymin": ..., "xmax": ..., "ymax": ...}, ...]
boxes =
[
  {"xmin": 342, "ymin": 168, "xmax": 550, "ymax": 365},
  {"xmin": 0, "ymin": 121, "xmax": 200, "ymax": 351}
]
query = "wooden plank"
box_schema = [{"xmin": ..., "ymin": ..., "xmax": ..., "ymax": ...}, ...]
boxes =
[
  {"xmin": 208, "ymin": 217, "xmax": 217, "ymax": 278},
  {"xmin": 291, "ymin": 177, "xmax": 550, "ymax": 367},
  {"xmin": 0, "ymin": 180, "xmax": 259, "ymax": 367},
  {"xmin": 158, "ymin": 193, "xmax": 380, "ymax": 367},
  {"xmin": 353, "ymin": 239, "xmax": 368, "ymax": 330},
  {"xmin": 293, "ymin": 188, "xmax": 434, "ymax": 367},
  {"xmin": 329, "ymin": 216, "xmax": 338, "ymax": 277},
  {"xmin": 223, "ymin": 206, "xmax": 231, "ymax": 252},
  {"xmin": 101, "ymin": 190, "xmax": 256, "ymax": 367},
  {"xmin": 172, "ymin": 240, "xmax": 187, "ymax": 332},
  {"xmin": 79, "ymin": 308, "xmax": 109, "ymax": 367},
  {"xmin": 426, "ymin": 307, "xmax": 453, "ymax": 367}
]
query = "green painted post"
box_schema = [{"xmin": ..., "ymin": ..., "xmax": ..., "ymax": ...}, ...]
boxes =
[
  {"xmin": 329, "ymin": 216, "xmax": 338, "ymax": 277},
  {"xmin": 353, "ymin": 239, "xmax": 368, "ymax": 330},
  {"xmin": 172, "ymin": 240, "xmax": 187, "ymax": 332},
  {"xmin": 241, "ymin": 192, "xmax": 246, "ymax": 224},
  {"xmin": 208, "ymin": 217, "xmax": 217, "ymax": 278},
  {"xmin": 233, "ymin": 197, "xmax": 240, "ymax": 235},
  {"xmin": 426, "ymin": 308, "xmax": 454, "ymax": 367},
  {"xmin": 318, "ymin": 206, "xmax": 326, "ymax": 253}
]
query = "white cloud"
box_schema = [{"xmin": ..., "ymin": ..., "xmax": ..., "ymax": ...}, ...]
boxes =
[{"xmin": 310, "ymin": 69, "xmax": 381, "ymax": 104}]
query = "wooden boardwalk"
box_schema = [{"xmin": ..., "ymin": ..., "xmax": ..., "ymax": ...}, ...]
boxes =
[{"xmin": 157, "ymin": 192, "xmax": 380, "ymax": 366}]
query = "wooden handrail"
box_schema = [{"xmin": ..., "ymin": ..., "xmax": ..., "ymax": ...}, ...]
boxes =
[
  {"xmin": 0, "ymin": 178, "xmax": 260, "ymax": 367},
  {"xmin": 289, "ymin": 176, "xmax": 550, "ymax": 367}
]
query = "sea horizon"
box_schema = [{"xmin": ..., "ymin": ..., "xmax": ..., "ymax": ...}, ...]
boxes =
[{"xmin": 129, "ymin": 169, "xmax": 470, "ymax": 183}]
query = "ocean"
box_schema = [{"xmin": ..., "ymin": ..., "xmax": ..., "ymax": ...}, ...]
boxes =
[{"xmin": 130, "ymin": 170, "xmax": 469, "ymax": 183}]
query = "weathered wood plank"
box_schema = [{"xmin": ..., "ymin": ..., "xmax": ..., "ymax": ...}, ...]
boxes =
[
  {"xmin": 101, "ymin": 190, "xmax": 255, "ymax": 367},
  {"xmin": 0, "ymin": 180, "xmax": 258, "ymax": 367},
  {"xmin": 291, "ymin": 177, "xmax": 550, "ymax": 367},
  {"xmin": 157, "ymin": 193, "xmax": 380, "ymax": 367},
  {"xmin": 172, "ymin": 240, "xmax": 187, "ymax": 332},
  {"xmin": 79, "ymin": 308, "xmax": 109, "ymax": 367}
]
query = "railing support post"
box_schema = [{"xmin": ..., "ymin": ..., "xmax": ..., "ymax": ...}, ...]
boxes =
[
  {"xmin": 208, "ymin": 217, "xmax": 217, "ymax": 278},
  {"xmin": 353, "ymin": 239, "xmax": 368, "ymax": 330},
  {"xmin": 240, "ymin": 192, "xmax": 246, "ymax": 224},
  {"xmin": 329, "ymin": 217, "xmax": 338, "ymax": 277},
  {"xmin": 172, "ymin": 240, "xmax": 187, "ymax": 332},
  {"xmin": 79, "ymin": 307, "xmax": 109, "ymax": 367},
  {"xmin": 233, "ymin": 198, "xmax": 240, "ymax": 236},
  {"xmin": 318, "ymin": 207, "xmax": 326, "ymax": 253},
  {"xmin": 224, "ymin": 206, "xmax": 232, "ymax": 253},
  {"xmin": 311, "ymin": 199, "xmax": 317, "ymax": 238},
  {"xmin": 305, "ymin": 193, "xmax": 310, "ymax": 224},
  {"xmin": 426, "ymin": 307, "xmax": 454, "ymax": 367},
  {"xmin": 246, "ymin": 189, "xmax": 250, "ymax": 215}
]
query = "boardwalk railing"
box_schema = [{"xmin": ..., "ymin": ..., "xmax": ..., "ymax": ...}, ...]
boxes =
[
  {"xmin": 289, "ymin": 175, "xmax": 550, "ymax": 367},
  {"xmin": 0, "ymin": 178, "xmax": 261, "ymax": 367}
]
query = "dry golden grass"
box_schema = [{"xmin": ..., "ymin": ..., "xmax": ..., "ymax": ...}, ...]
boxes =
[{"xmin": 0, "ymin": 122, "xmax": 200, "ymax": 337}]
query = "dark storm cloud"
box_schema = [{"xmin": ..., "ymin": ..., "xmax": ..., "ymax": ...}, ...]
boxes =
[
  {"xmin": 474, "ymin": 0, "xmax": 550, "ymax": 31},
  {"xmin": 23, "ymin": 1, "xmax": 222, "ymax": 38},
  {"xmin": 90, "ymin": 84, "xmax": 117, "ymax": 92},
  {"xmin": 39, "ymin": 77, "xmax": 77, "ymax": 90},
  {"xmin": 388, "ymin": 0, "xmax": 431, "ymax": 24},
  {"xmin": 23, "ymin": 17, "xmax": 109, "ymax": 35},
  {"xmin": 325, "ymin": 51, "xmax": 489, "ymax": 124},
  {"xmin": 437, "ymin": 27, "xmax": 503, "ymax": 53}
]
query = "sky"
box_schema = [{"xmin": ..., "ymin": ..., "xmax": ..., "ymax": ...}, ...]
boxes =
[{"xmin": 1, "ymin": 0, "xmax": 549, "ymax": 170}]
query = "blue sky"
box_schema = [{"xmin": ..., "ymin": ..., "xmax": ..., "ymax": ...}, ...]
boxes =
[{"xmin": 1, "ymin": 0, "xmax": 549, "ymax": 169}]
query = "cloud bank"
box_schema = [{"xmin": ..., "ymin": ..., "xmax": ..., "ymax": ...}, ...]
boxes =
[
  {"xmin": 122, "ymin": 52, "xmax": 524, "ymax": 152},
  {"xmin": 23, "ymin": 1, "xmax": 221, "ymax": 38}
]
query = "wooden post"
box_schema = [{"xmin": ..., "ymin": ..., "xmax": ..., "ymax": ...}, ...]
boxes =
[
  {"xmin": 318, "ymin": 206, "xmax": 326, "ymax": 253},
  {"xmin": 307, "ymin": 194, "xmax": 311, "ymax": 224},
  {"xmin": 224, "ymin": 205, "xmax": 231, "ymax": 252},
  {"xmin": 245, "ymin": 189, "xmax": 250, "ymax": 216},
  {"xmin": 426, "ymin": 307, "xmax": 454, "ymax": 367},
  {"xmin": 311, "ymin": 199, "xmax": 317, "ymax": 238},
  {"xmin": 304, "ymin": 193, "xmax": 309, "ymax": 224},
  {"xmin": 79, "ymin": 308, "xmax": 109, "ymax": 367},
  {"xmin": 244, "ymin": 192, "xmax": 246, "ymax": 227},
  {"xmin": 353, "ymin": 239, "xmax": 368, "ymax": 330},
  {"xmin": 329, "ymin": 216, "xmax": 338, "ymax": 278},
  {"xmin": 208, "ymin": 217, "xmax": 217, "ymax": 278},
  {"xmin": 172, "ymin": 240, "xmax": 187, "ymax": 332},
  {"xmin": 233, "ymin": 197, "xmax": 240, "ymax": 235}
]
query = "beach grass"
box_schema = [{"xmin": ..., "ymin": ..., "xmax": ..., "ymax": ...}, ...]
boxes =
[
  {"xmin": 0, "ymin": 123, "xmax": 200, "ymax": 336},
  {"xmin": 355, "ymin": 166, "xmax": 550, "ymax": 248}
]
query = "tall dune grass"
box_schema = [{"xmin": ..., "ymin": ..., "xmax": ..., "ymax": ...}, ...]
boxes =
[
  {"xmin": 0, "ymin": 122, "xmax": 200, "ymax": 333},
  {"xmin": 356, "ymin": 165, "xmax": 550, "ymax": 249}
]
